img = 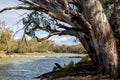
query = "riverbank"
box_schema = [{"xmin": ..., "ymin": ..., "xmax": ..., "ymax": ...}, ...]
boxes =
[
  {"xmin": 0, "ymin": 52, "xmax": 87, "ymax": 58},
  {"xmin": 36, "ymin": 61, "xmax": 117, "ymax": 80},
  {"xmin": 0, "ymin": 51, "xmax": 7, "ymax": 58},
  {"xmin": 54, "ymin": 62, "xmax": 110, "ymax": 80}
]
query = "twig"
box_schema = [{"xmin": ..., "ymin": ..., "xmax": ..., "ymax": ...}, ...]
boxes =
[{"xmin": 0, "ymin": 6, "xmax": 35, "ymax": 13}]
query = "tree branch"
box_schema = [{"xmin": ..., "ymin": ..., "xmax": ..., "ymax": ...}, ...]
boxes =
[
  {"xmin": 0, "ymin": 6, "xmax": 35, "ymax": 13},
  {"xmin": 35, "ymin": 32, "xmax": 61, "ymax": 42},
  {"xmin": 0, "ymin": 0, "xmax": 91, "ymax": 35},
  {"xmin": 18, "ymin": 0, "xmax": 38, "ymax": 7},
  {"xmin": 56, "ymin": 23, "xmax": 89, "ymax": 33}
]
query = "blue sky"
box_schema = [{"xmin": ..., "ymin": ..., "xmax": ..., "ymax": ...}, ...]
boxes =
[{"xmin": 0, "ymin": 0, "xmax": 79, "ymax": 46}]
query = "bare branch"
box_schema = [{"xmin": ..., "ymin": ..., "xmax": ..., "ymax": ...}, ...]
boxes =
[
  {"xmin": 35, "ymin": 32, "xmax": 61, "ymax": 42},
  {"xmin": 0, "ymin": 0, "xmax": 75, "ymax": 23},
  {"xmin": 18, "ymin": 0, "xmax": 38, "ymax": 7},
  {"xmin": 31, "ymin": 0, "xmax": 72, "ymax": 22},
  {"xmin": 0, "ymin": 6, "xmax": 35, "ymax": 13}
]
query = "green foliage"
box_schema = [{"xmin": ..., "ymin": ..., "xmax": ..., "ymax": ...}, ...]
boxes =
[
  {"xmin": 100, "ymin": 0, "xmax": 114, "ymax": 17},
  {"xmin": 62, "ymin": 61, "xmax": 75, "ymax": 71},
  {"xmin": 68, "ymin": 44, "xmax": 84, "ymax": 53},
  {"xmin": 0, "ymin": 21, "xmax": 13, "ymax": 51},
  {"xmin": 14, "ymin": 39, "xmax": 29, "ymax": 53},
  {"xmin": 52, "ymin": 44, "xmax": 85, "ymax": 53},
  {"xmin": 81, "ymin": 55, "xmax": 91, "ymax": 62},
  {"xmin": 27, "ymin": 38, "xmax": 39, "ymax": 52},
  {"xmin": 7, "ymin": 40, "xmax": 18, "ymax": 52},
  {"xmin": 0, "ymin": 43, "xmax": 5, "ymax": 50},
  {"xmin": 11, "ymin": 38, "xmax": 85, "ymax": 53},
  {"xmin": 21, "ymin": 11, "xmax": 55, "ymax": 38},
  {"xmin": 57, "ymin": 61, "xmax": 75, "ymax": 76},
  {"xmin": 14, "ymin": 38, "xmax": 54, "ymax": 53},
  {"xmin": 37, "ymin": 40, "xmax": 53, "ymax": 52}
]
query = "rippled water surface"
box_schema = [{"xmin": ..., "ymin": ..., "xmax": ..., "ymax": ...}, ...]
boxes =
[{"xmin": 0, "ymin": 53, "xmax": 81, "ymax": 80}]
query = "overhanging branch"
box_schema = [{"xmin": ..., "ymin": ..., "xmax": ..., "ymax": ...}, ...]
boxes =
[
  {"xmin": 35, "ymin": 32, "xmax": 61, "ymax": 42},
  {"xmin": 57, "ymin": 23, "xmax": 90, "ymax": 34},
  {"xmin": 0, "ymin": 6, "xmax": 35, "ymax": 13},
  {"xmin": 18, "ymin": 0, "xmax": 37, "ymax": 6}
]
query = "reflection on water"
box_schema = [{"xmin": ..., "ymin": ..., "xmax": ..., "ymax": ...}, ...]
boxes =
[{"xmin": 0, "ymin": 53, "xmax": 81, "ymax": 80}]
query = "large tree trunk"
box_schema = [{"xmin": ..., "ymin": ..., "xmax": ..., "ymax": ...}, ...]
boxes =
[
  {"xmin": 76, "ymin": 0, "xmax": 118, "ymax": 77},
  {"xmin": 109, "ymin": 0, "xmax": 120, "ymax": 75}
]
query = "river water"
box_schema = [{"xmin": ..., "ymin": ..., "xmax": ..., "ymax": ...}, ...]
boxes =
[{"xmin": 0, "ymin": 53, "xmax": 81, "ymax": 80}]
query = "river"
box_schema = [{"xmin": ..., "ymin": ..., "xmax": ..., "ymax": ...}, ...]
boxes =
[{"xmin": 0, "ymin": 53, "xmax": 82, "ymax": 80}]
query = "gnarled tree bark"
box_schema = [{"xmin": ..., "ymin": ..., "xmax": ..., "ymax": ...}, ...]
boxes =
[{"xmin": 79, "ymin": 0, "xmax": 118, "ymax": 76}]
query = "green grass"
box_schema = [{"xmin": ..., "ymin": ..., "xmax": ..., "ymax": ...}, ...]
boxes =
[
  {"xmin": 57, "ymin": 61, "xmax": 76, "ymax": 76},
  {"xmin": 81, "ymin": 55, "xmax": 91, "ymax": 62}
]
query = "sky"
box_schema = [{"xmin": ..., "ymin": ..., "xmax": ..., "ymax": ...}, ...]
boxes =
[{"xmin": 0, "ymin": 0, "xmax": 80, "ymax": 46}]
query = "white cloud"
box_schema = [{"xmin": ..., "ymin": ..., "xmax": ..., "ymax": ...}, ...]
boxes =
[
  {"xmin": 50, "ymin": 36, "xmax": 68, "ymax": 42},
  {"xmin": 40, "ymin": 34, "xmax": 48, "ymax": 38},
  {"xmin": 49, "ymin": 35, "xmax": 79, "ymax": 45},
  {"xmin": 14, "ymin": 36, "xmax": 21, "ymax": 40},
  {"xmin": 35, "ymin": 31, "xmax": 49, "ymax": 38}
]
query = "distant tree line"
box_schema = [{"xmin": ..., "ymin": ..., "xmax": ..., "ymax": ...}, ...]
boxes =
[{"xmin": 0, "ymin": 21, "xmax": 85, "ymax": 54}]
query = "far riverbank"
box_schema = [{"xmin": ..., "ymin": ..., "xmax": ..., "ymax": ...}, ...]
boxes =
[{"xmin": 0, "ymin": 52, "xmax": 87, "ymax": 58}]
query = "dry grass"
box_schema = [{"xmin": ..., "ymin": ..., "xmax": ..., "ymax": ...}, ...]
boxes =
[{"xmin": 0, "ymin": 51, "xmax": 6, "ymax": 58}]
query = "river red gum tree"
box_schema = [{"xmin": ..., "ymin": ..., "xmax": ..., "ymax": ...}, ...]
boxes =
[{"xmin": 0, "ymin": 0, "xmax": 120, "ymax": 77}]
